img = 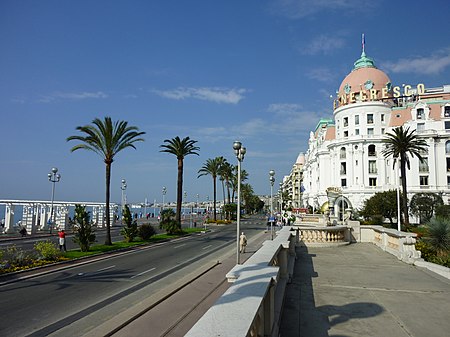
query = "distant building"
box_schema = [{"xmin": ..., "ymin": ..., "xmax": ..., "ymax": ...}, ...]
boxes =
[{"xmin": 297, "ymin": 47, "xmax": 450, "ymax": 220}]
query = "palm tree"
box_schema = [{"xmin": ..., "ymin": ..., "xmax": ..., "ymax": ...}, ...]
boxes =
[
  {"xmin": 198, "ymin": 157, "xmax": 223, "ymax": 221},
  {"xmin": 160, "ymin": 136, "xmax": 199, "ymax": 226},
  {"xmin": 67, "ymin": 117, "xmax": 145, "ymax": 245},
  {"xmin": 219, "ymin": 160, "xmax": 234, "ymax": 205},
  {"xmin": 425, "ymin": 217, "xmax": 450, "ymax": 257},
  {"xmin": 231, "ymin": 167, "xmax": 249, "ymax": 202},
  {"xmin": 382, "ymin": 126, "xmax": 428, "ymax": 227}
]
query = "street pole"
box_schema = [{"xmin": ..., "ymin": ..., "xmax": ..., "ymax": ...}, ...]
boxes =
[
  {"xmin": 48, "ymin": 167, "xmax": 61, "ymax": 233},
  {"xmin": 269, "ymin": 170, "xmax": 275, "ymax": 240},
  {"xmin": 233, "ymin": 141, "xmax": 246, "ymax": 265}
]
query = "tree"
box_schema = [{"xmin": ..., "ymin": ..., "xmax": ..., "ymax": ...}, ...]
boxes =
[
  {"xmin": 218, "ymin": 160, "xmax": 233, "ymax": 204},
  {"xmin": 382, "ymin": 126, "xmax": 428, "ymax": 227},
  {"xmin": 160, "ymin": 136, "xmax": 199, "ymax": 226},
  {"xmin": 73, "ymin": 204, "xmax": 96, "ymax": 252},
  {"xmin": 198, "ymin": 157, "xmax": 223, "ymax": 222},
  {"xmin": 159, "ymin": 208, "xmax": 181, "ymax": 235},
  {"xmin": 120, "ymin": 204, "xmax": 138, "ymax": 242},
  {"xmin": 360, "ymin": 190, "xmax": 399, "ymax": 226},
  {"xmin": 424, "ymin": 217, "xmax": 450, "ymax": 257},
  {"xmin": 67, "ymin": 117, "xmax": 145, "ymax": 245},
  {"xmin": 410, "ymin": 193, "xmax": 443, "ymax": 224}
]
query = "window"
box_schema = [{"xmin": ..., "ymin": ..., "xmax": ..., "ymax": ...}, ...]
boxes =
[
  {"xmin": 381, "ymin": 128, "xmax": 385, "ymax": 134},
  {"xmin": 341, "ymin": 179, "xmax": 347, "ymax": 187},
  {"xmin": 419, "ymin": 158, "xmax": 429, "ymax": 172},
  {"xmin": 340, "ymin": 147, "xmax": 346, "ymax": 159},
  {"xmin": 417, "ymin": 108, "xmax": 425, "ymax": 120},
  {"xmin": 369, "ymin": 177, "xmax": 377, "ymax": 186},
  {"xmin": 446, "ymin": 141, "xmax": 450, "ymax": 154},
  {"xmin": 344, "ymin": 131, "xmax": 348, "ymax": 138},
  {"xmin": 355, "ymin": 129, "xmax": 360, "ymax": 135},
  {"xmin": 343, "ymin": 117, "xmax": 348, "ymax": 127},
  {"xmin": 368, "ymin": 144, "xmax": 376, "ymax": 156},
  {"xmin": 445, "ymin": 106, "xmax": 450, "ymax": 117},
  {"xmin": 381, "ymin": 114, "xmax": 385, "ymax": 122},
  {"xmin": 446, "ymin": 121, "xmax": 450, "ymax": 130},
  {"xmin": 367, "ymin": 128, "xmax": 374, "ymax": 135},
  {"xmin": 417, "ymin": 123, "xmax": 425, "ymax": 132},
  {"xmin": 447, "ymin": 158, "xmax": 450, "ymax": 172},
  {"xmin": 447, "ymin": 176, "xmax": 450, "ymax": 187},
  {"xmin": 367, "ymin": 114, "xmax": 374, "ymax": 124},
  {"xmin": 420, "ymin": 176, "xmax": 429, "ymax": 186},
  {"xmin": 368, "ymin": 160, "xmax": 377, "ymax": 174},
  {"xmin": 355, "ymin": 115, "xmax": 360, "ymax": 125},
  {"xmin": 340, "ymin": 162, "xmax": 347, "ymax": 175}
]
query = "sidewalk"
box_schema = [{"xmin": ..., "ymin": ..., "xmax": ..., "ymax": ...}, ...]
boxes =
[{"xmin": 280, "ymin": 243, "xmax": 450, "ymax": 337}]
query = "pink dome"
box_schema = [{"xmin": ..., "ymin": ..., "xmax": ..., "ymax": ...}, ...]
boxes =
[{"xmin": 338, "ymin": 67, "xmax": 391, "ymax": 98}]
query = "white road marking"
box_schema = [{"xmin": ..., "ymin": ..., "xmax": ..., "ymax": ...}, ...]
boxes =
[
  {"xmin": 174, "ymin": 244, "xmax": 186, "ymax": 249},
  {"xmin": 202, "ymin": 245, "xmax": 212, "ymax": 250},
  {"xmin": 131, "ymin": 267, "xmax": 156, "ymax": 279},
  {"xmin": 97, "ymin": 265, "xmax": 116, "ymax": 272}
]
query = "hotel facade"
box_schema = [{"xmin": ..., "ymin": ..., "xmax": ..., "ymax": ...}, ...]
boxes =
[{"xmin": 290, "ymin": 49, "xmax": 450, "ymax": 220}]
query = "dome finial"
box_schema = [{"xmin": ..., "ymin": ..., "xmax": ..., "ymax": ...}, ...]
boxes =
[{"xmin": 362, "ymin": 33, "xmax": 365, "ymax": 55}]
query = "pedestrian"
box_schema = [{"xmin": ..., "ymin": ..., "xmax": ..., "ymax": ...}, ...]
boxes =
[
  {"xmin": 239, "ymin": 232, "xmax": 247, "ymax": 253},
  {"xmin": 58, "ymin": 228, "xmax": 66, "ymax": 252}
]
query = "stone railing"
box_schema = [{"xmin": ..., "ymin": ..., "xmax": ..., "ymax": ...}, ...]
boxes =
[
  {"xmin": 294, "ymin": 225, "xmax": 349, "ymax": 247},
  {"xmin": 185, "ymin": 227, "xmax": 296, "ymax": 337},
  {"xmin": 360, "ymin": 225, "xmax": 422, "ymax": 264}
]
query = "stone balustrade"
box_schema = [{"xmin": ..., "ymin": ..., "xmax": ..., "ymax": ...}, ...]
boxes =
[
  {"xmin": 185, "ymin": 227, "xmax": 297, "ymax": 337},
  {"xmin": 360, "ymin": 225, "xmax": 422, "ymax": 264},
  {"xmin": 294, "ymin": 225, "xmax": 349, "ymax": 247}
]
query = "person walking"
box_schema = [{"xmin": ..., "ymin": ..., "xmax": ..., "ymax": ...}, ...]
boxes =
[
  {"xmin": 239, "ymin": 232, "xmax": 247, "ymax": 253},
  {"xmin": 58, "ymin": 229, "xmax": 66, "ymax": 252}
]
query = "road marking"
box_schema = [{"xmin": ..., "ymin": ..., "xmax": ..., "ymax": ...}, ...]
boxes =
[
  {"xmin": 174, "ymin": 243, "xmax": 186, "ymax": 249},
  {"xmin": 131, "ymin": 267, "xmax": 156, "ymax": 279},
  {"xmin": 97, "ymin": 265, "xmax": 115, "ymax": 272},
  {"xmin": 202, "ymin": 245, "xmax": 212, "ymax": 250}
]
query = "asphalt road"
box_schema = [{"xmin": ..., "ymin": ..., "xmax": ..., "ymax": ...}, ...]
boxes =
[{"xmin": 0, "ymin": 215, "xmax": 267, "ymax": 337}]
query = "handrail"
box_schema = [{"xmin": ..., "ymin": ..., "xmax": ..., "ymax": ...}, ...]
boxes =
[{"xmin": 185, "ymin": 227, "xmax": 296, "ymax": 337}]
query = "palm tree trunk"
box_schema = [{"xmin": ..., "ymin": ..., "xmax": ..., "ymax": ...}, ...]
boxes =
[
  {"xmin": 400, "ymin": 156, "xmax": 410, "ymax": 227},
  {"xmin": 176, "ymin": 158, "xmax": 183, "ymax": 226},
  {"xmin": 213, "ymin": 176, "xmax": 217, "ymax": 221},
  {"xmin": 105, "ymin": 162, "xmax": 112, "ymax": 245}
]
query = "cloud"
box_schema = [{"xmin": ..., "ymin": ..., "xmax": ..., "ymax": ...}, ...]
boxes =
[
  {"xmin": 301, "ymin": 35, "xmax": 346, "ymax": 55},
  {"xmin": 383, "ymin": 50, "xmax": 450, "ymax": 75},
  {"xmin": 38, "ymin": 91, "xmax": 108, "ymax": 103},
  {"xmin": 268, "ymin": 103, "xmax": 303, "ymax": 116},
  {"xmin": 306, "ymin": 67, "xmax": 336, "ymax": 82},
  {"xmin": 270, "ymin": 0, "xmax": 374, "ymax": 19},
  {"xmin": 152, "ymin": 87, "xmax": 247, "ymax": 104}
]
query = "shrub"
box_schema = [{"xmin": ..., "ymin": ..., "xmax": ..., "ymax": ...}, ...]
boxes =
[
  {"xmin": 120, "ymin": 205, "xmax": 138, "ymax": 242},
  {"xmin": 159, "ymin": 209, "xmax": 181, "ymax": 235},
  {"xmin": 424, "ymin": 217, "xmax": 450, "ymax": 257},
  {"xmin": 1, "ymin": 245, "xmax": 33, "ymax": 268},
  {"xmin": 73, "ymin": 204, "xmax": 96, "ymax": 252},
  {"xmin": 139, "ymin": 223, "xmax": 156, "ymax": 240},
  {"xmin": 34, "ymin": 240, "xmax": 61, "ymax": 261}
]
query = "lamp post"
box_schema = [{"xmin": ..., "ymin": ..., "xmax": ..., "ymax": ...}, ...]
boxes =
[
  {"xmin": 162, "ymin": 186, "xmax": 167, "ymax": 214},
  {"xmin": 269, "ymin": 170, "xmax": 275, "ymax": 240},
  {"xmin": 279, "ymin": 182, "xmax": 283, "ymax": 214},
  {"xmin": 48, "ymin": 167, "xmax": 61, "ymax": 233},
  {"xmin": 233, "ymin": 141, "xmax": 246, "ymax": 265},
  {"xmin": 395, "ymin": 157, "xmax": 401, "ymax": 232},
  {"xmin": 121, "ymin": 179, "xmax": 127, "ymax": 221}
]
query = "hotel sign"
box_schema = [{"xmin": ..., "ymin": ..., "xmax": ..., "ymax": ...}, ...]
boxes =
[{"xmin": 334, "ymin": 83, "xmax": 425, "ymax": 109}]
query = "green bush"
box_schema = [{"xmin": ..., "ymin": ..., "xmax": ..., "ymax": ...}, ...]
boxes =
[
  {"xmin": 1, "ymin": 245, "xmax": 33, "ymax": 268},
  {"xmin": 416, "ymin": 240, "xmax": 450, "ymax": 268},
  {"xmin": 139, "ymin": 223, "xmax": 156, "ymax": 240},
  {"xmin": 34, "ymin": 240, "xmax": 61, "ymax": 261},
  {"xmin": 73, "ymin": 204, "xmax": 96, "ymax": 252},
  {"xmin": 159, "ymin": 209, "xmax": 181, "ymax": 235},
  {"xmin": 120, "ymin": 205, "xmax": 138, "ymax": 242}
]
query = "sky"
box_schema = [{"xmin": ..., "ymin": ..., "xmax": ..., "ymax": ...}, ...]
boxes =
[{"xmin": 1, "ymin": 0, "xmax": 450, "ymax": 206}]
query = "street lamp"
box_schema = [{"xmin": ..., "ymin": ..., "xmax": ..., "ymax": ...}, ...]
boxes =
[
  {"xmin": 233, "ymin": 140, "xmax": 246, "ymax": 265},
  {"xmin": 269, "ymin": 170, "xmax": 275, "ymax": 240},
  {"xmin": 279, "ymin": 182, "xmax": 283, "ymax": 214},
  {"xmin": 121, "ymin": 179, "xmax": 127, "ymax": 220},
  {"xmin": 162, "ymin": 186, "xmax": 167, "ymax": 213},
  {"xmin": 48, "ymin": 167, "xmax": 61, "ymax": 233}
]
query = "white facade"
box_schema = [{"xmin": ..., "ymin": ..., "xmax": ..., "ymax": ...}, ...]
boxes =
[{"xmin": 300, "ymin": 50, "xmax": 450, "ymax": 219}]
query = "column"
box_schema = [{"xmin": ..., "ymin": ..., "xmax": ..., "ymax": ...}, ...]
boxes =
[{"xmin": 5, "ymin": 203, "xmax": 15, "ymax": 234}]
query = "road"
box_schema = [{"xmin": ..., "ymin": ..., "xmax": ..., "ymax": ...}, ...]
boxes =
[{"xmin": 0, "ymin": 215, "xmax": 267, "ymax": 337}]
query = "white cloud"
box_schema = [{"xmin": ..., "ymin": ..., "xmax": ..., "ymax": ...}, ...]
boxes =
[
  {"xmin": 301, "ymin": 35, "xmax": 346, "ymax": 55},
  {"xmin": 270, "ymin": 0, "xmax": 374, "ymax": 19},
  {"xmin": 38, "ymin": 91, "xmax": 108, "ymax": 103},
  {"xmin": 306, "ymin": 67, "xmax": 336, "ymax": 82},
  {"xmin": 152, "ymin": 87, "xmax": 247, "ymax": 104},
  {"xmin": 383, "ymin": 50, "xmax": 450, "ymax": 75},
  {"xmin": 268, "ymin": 103, "xmax": 303, "ymax": 116}
]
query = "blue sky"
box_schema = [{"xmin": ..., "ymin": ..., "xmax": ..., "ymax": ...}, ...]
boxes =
[{"xmin": 1, "ymin": 0, "xmax": 450, "ymax": 205}]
